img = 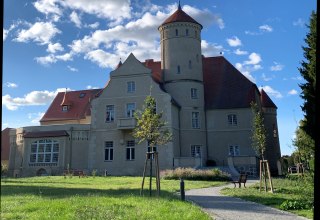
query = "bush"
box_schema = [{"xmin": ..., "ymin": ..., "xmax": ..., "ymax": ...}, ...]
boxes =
[
  {"xmin": 160, "ymin": 168, "xmax": 231, "ymax": 181},
  {"xmin": 280, "ymin": 200, "xmax": 313, "ymax": 210}
]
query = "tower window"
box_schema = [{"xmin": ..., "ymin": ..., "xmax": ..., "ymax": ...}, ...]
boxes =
[
  {"xmin": 186, "ymin": 29, "xmax": 189, "ymax": 36},
  {"xmin": 228, "ymin": 114, "xmax": 237, "ymax": 126},
  {"xmin": 177, "ymin": 65, "xmax": 181, "ymax": 74},
  {"xmin": 189, "ymin": 60, "xmax": 192, "ymax": 69},
  {"xmin": 192, "ymin": 112, "xmax": 200, "ymax": 129},
  {"xmin": 175, "ymin": 29, "xmax": 178, "ymax": 36},
  {"xmin": 191, "ymin": 88, "xmax": 198, "ymax": 99}
]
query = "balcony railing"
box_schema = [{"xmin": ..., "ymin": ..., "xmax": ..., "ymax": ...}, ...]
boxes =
[{"xmin": 117, "ymin": 118, "xmax": 136, "ymax": 130}]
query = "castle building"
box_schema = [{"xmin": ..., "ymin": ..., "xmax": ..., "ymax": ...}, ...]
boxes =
[{"xmin": 7, "ymin": 5, "xmax": 281, "ymax": 177}]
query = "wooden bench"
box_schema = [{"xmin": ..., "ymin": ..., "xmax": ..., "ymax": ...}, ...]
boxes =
[
  {"xmin": 64, "ymin": 169, "xmax": 86, "ymax": 178},
  {"xmin": 231, "ymin": 174, "xmax": 247, "ymax": 188}
]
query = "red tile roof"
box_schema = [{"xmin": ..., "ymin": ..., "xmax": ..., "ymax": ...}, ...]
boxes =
[
  {"xmin": 24, "ymin": 130, "xmax": 69, "ymax": 138},
  {"xmin": 61, "ymin": 90, "xmax": 73, "ymax": 106},
  {"xmin": 161, "ymin": 6, "xmax": 202, "ymax": 28},
  {"xmin": 260, "ymin": 89, "xmax": 277, "ymax": 108},
  {"xmin": 40, "ymin": 89, "xmax": 101, "ymax": 123},
  {"xmin": 202, "ymin": 56, "xmax": 259, "ymax": 109},
  {"xmin": 142, "ymin": 59, "xmax": 162, "ymax": 83}
]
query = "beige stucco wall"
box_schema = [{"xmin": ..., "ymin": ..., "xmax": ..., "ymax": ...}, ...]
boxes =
[{"xmin": 40, "ymin": 116, "xmax": 91, "ymax": 126}]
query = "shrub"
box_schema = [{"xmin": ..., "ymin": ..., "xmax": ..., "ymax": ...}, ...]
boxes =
[
  {"xmin": 160, "ymin": 168, "xmax": 231, "ymax": 181},
  {"xmin": 280, "ymin": 200, "xmax": 313, "ymax": 210}
]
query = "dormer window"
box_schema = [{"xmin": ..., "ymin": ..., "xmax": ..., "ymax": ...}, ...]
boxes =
[
  {"xmin": 79, "ymin": 93, "xmax": 86, "ymax": 98},
  {"xmin": 62, "ymin": 105, "xmax": 68, "ymax": 112}
]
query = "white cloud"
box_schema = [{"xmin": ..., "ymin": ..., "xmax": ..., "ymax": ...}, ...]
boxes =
[
  {"xmin": 244, "ymin": 53, "xmax": 262, "ymax": 65},
  {"xmin": 70, "ymin": 11, "xmax": 82, "ymax": 28},
  {"xmin": 288, "ymin": 89, "xmax": 298, "ymax": 95},
  {"xmin": 259, "ymin": 24, "xmax": 273, "ymax": 32},
  {"xmin": 67, "ymin": 65, "xmax": 78, "ymax": 72},
  {"xmin": 35, "ymin": 54, "xmax": 57, "ymax": 65},
  {"xmin": 2, "ymin": 88, "xmax": 70, "ymax": 110},
  {"xmin": 56, "ymin": 52, "xmax": 73, "ymax": 61},
  {"xmin": 234, "ymin": 48, "xmax": 248, "ymax": 55},
  {"xmin": 270, "ymin": 62, "xmax": 284, "ymax": 71},
  {"xmin": 84, "ymin": 49, "xmax": 120, "ymax": 68},
  {"xmin": 85, "ymin": 22, "xmax": 100, "ymax": 29},
  {"xmin": 261, "ymin": 73, "xmax": 273, "ymax": 81},
  {"xmin": 293, "ymin": 18, "xmax": 305, "ymax": 27},
  {"xmin": 201, "ymin": 40, "xmax": 224, "ymax": 56},
  {"xmin": 291, "ymin": 76, "xmax": 303, "ymax": 81},
  {"xmin": 15, "ymin": 22, "xmax": 61, "ymax": 45},
  {"xmin": 259, "ymin": 85, "xmax": 283, "ymax": 98},
  {"xmin": 226, "ymin": 36, "xmax": 242, "ymax": 47},
  {"xmin": 235, "ymin": 63, "xmax": 255, "ymax": 83},
  {"xmin": 86, "ymin": 85, "xmax": 100, "ymax": 89},
  {"xmin": 3, "ymin": 29, "xmax": 9, "ymax": 41},
  {"xmin": 4, "ymin": 82, "xmax": 18, "ymax": 88},
  {"xmin": 28, "ymin": 112, "xmax": 45, "ymax": 124},
  {"xmin": 47, "ymin": 42, "xmax": 64, "ymax": 53},
  {"xmin": 33, "ymin": 0, "xmax": 63, "ymax": 21}
]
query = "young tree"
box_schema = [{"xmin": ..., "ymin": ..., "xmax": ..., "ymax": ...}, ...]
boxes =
[
  {"xmin": 132, "ymin": 95, "xmax": 172, "ymax": 196},
  {"xmin": 298, "ymin": 11, "xmax": 316, "ymax": 141}
]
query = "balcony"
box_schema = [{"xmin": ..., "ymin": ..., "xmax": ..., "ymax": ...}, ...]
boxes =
[{"xmin": 117, "ymin": 118, "xmax": 136, "ymax": 130}]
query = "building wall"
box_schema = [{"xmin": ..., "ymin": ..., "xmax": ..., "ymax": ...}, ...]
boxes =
[
  {"xmin": 40, "ymin": 117, "xmax": 91, "ymax": 126},
  {"xmin": 1, "ymin": 128, "xmax": 11, "ymax": 165},
  {"xmin": 206, "ymin": 108, "xmax": 256, "ymax": 166}
]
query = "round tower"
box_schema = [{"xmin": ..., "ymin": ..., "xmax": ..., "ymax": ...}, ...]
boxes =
[{"xmin": 158, "ymin": 4, "xmax": 207, "ymax": 162}]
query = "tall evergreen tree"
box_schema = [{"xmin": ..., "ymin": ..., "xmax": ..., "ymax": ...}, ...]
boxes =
[{"xmin": 298, "ymin": 11, "xmax": 316, "ymax": 140}]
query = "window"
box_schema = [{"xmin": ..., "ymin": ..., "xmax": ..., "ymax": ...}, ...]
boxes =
[
  {"xmin": 229, "ymin": 146, "xmax": 240, "ymax": 156},
  {"xmin": 62, "ymin": 105, "xmax": 68, "ymax": 112},
  {"xmin": 126, "ymin": 140, "xmax": 135, "ymax": 160},
  {"xmin": 188, "ymin": 60, "xmax": 192, "ymax": 69},
  {"xmin": 79, "ymin": 93, "xmax": 86, "ymax": 98},
  {"xmin": 126, "ymin": 103, "xmax": 135, "ymax": 117},
  {"xmin": 177, "ymin": 65, "xmax": 181, "ymax": 74},
  {"xmin": 191, "ymin": 88, "xmax": 198, "ymax": 99},
  {"xmin": 191, "ymin": 145, "xmax": 201, "ymax": 157},
  {"xmin": 104, "ymin": 141, "xmax": 114, "ymax": 161},
  {"xmin": 29, "ymin": 140, "xmax": 59, "ymax": 164},
  {"xmin": 228, "ymin": 114, "xmax": 237, "ymax": 126},
  {"xmin": 106, "ymin": 105, "xmax": 115, "ymax": 122},
  {"xmin": 147, "ymin": 141, "xmax": 157, "ymax": 159},
  {"xmin": 186, "ymin": 29, "xmax": 189, "ymax": 36},
  {"xmin": 273, "ymin": 124, "xmax": 277, "ymax": 137},
  {"xmin": 175, "ymin": 29, "xmax": 178, "ymax": 36},
  {"xmin": 127, "ymin": 81, "xmax": 135, "ymax": 93},
  {"xmin": 192, "ymin": 112, "xmax": 200, "ymax": 129}
]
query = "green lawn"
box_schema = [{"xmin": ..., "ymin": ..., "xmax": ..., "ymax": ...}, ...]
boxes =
[
  {"xmin": 221, "ymin": 176, "xmax": 314, "ymax": 219},
  {"xmin": 1, "ymin": 176, "xmax": 226, "ymax": 220}
]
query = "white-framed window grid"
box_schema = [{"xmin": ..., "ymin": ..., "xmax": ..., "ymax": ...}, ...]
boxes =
[
  {"xmin": 106, "ymin": 105, "xmax": 115, "ymax": 122},
  {"xmin": 29, "ymin": 140, "xmax": 59, "ymax": 163},
  {"xmin": 192, "ymin": 112, "xmax": 200, "ymax": 129},
  {"xmin": 228, "ymin": 114, "xmax": 237, "ymax": 126},
  {"xmin": 104, "ymin": 141, "xmax": 114, "ymax": 161},
  {"xmin": 191, "ymin": 88, "xmax": 198, "ymax": 99},
  {"xmin": 126, "ymin": 140, "xmax": 135, "ymax": 160},
  {"xmin": 127, "ymin": 81, "xmax": 135, "ymax": 93},
  {"xmin": 229, "ymin": 145, "xmax": 240, "ymax": 156},
  {"xmin": 191, "ymin": 145, "xmax": 201, "ymax": 157},
  {"xmin": 126, "ymin": 103, "xmax": 136, "ymax": 118}
]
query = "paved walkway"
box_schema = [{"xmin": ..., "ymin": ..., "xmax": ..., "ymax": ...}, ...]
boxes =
[{"xmin": 185, "ymin": 180, "xmax": 309, "ymax": 220}]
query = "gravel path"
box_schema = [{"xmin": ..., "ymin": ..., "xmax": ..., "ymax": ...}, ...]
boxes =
[{"xmin": 185, "ymin": 180, "xmax": 309, "ymax": 220}]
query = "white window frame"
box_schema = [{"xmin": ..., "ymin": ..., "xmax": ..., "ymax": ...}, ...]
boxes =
[
  {"xmin": 192, "ymin": 112, "xmax": 200, "ymax": 129},
  {"xmin": 126, "ymin": 103, "xmax": 136, "ymax": 118},
  {"xmin": 62, "ymin": 105, "xmax": 68, "ymax": 112},
  {"xmin": 127, "ymin": 81, "xmax": 136, "ymax": 93},
  {"xmin": 106, "ymin": 105, "xmax": 115, "ymax": 122},
  {"xmin": 126, "ymin": 140, "xmax": 135, "ymax": 160},
  {"xmin": 227, "ymin": 114, "xmax": 237, "ymax": 126},
  {"xmin": 191, "ymin": 145, "xmax": 201, "ymax": 157},
  {"xmin": 229, "ymin": 145, "xmax": 240, "ymax": 156},
  {"xmin": 191, "ymin": 88, "xmax": 198, "ymax": 99},
  {"xmin": 29, "ymin": 140, "xmax": 59, "ymax": 164},
  {"xmin": 104, "ymin": 141, "xmax": 114, "ymax": 161}
]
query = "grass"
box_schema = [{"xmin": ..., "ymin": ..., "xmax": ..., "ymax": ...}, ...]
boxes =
[
  {"xmin": 220, "ymin": 175, "xmax": 314, "ymax": 219},
  {"xmin": 1, "ymin": 176, "xmax": 226, "ymax": 220}
]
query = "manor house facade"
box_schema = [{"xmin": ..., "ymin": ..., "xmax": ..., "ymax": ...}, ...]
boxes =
[{"xmin": 7, "ymin": 5, "xmax": 281, "ymax": 177}]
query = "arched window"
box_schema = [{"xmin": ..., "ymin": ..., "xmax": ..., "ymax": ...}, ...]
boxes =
[
  {"xmin": 30, "ymin": 140, "xmax": 59, "ymax": 164},
  {"xmin": 175, "ymin": 29, "xmax": 178, "ymax": 36}
]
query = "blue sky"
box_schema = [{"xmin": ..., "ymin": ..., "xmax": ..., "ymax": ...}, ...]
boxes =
[{"xmin": 2, "ymin": 0, "xmax": 316, "ymax": 156}]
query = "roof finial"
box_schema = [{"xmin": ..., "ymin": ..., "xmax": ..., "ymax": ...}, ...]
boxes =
[{"xmin": 178, "ymin": 0, "xmax": 181, "ymax": 10}]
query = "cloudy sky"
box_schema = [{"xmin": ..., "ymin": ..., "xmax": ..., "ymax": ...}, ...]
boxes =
[{"xmin": 3, "ymin": 0, "xmax": 316, "ymax": 156}]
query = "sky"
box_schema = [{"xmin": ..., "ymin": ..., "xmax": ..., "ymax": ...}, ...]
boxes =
[{"xmin": 2, "ymin": 0, "xmax": 316, "ymax": 156}]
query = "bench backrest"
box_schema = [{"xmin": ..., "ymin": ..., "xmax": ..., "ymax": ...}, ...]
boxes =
[{"xmin": 239, "ymin": 174, "xmax": 247, "ymax": 183}]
